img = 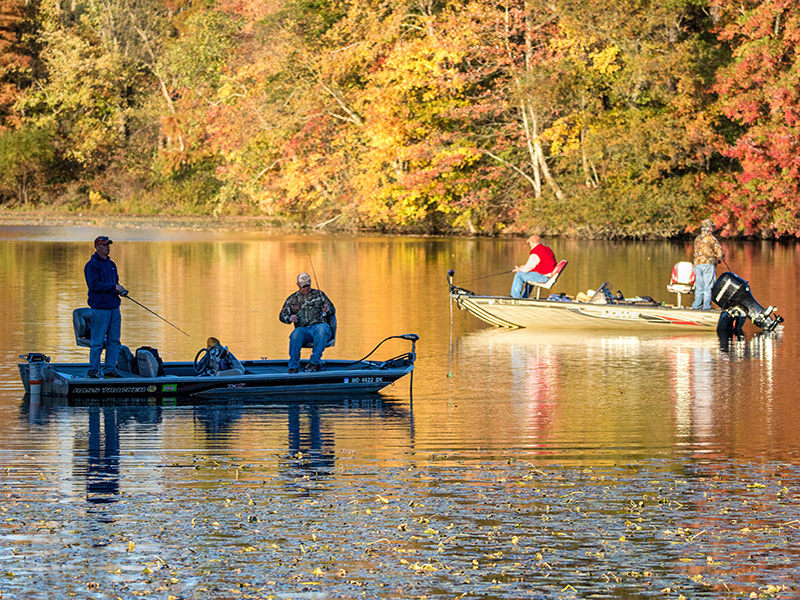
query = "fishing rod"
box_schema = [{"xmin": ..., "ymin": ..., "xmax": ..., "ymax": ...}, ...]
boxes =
[
  {"xmin": 121, "ymin": 291, "xmax": 191, "ymax": 337},
  {"xmin": 307, "ymin": 252, "xmax": 320, "ymax": 288},
  {"xmin": 722, "ymin": 256, "xmax": 732, "ymax": 272},
  {"xmin": 452, "ymin": 269, "xmax": 513, "ymax": 285}
]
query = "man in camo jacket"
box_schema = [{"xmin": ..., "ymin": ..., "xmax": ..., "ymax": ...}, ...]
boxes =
[
  {"xmin": 692, "ymin": 219, "xmax": 724, "ymax": 311},
  {"xmin": 279, "ymin": 272, "xmax": 336, "ymax": 373}
]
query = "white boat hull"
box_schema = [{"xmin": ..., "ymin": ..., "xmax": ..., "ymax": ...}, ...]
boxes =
[{"xmin": 451, "ymin": 293, "xmax": 722, "ymax": 331}]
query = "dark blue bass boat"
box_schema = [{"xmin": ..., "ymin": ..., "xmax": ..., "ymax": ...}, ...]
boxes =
[{"xmin": 19, "ymin": 308, "xmax": 418, "ymax": 400}]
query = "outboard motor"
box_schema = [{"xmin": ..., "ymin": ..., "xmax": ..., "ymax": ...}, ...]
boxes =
[{"xmin": 712, "ymin": 272, "xmax": 783, "ymax": 332}]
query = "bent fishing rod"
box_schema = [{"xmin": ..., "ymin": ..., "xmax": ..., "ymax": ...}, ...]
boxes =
[{"xmin": 121, "ymin": 291, "xmax": 191, "ymax": 337}]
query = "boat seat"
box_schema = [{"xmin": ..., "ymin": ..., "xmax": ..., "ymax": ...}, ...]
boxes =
[
  {"xmin": 667, "ymin": 261, "xmax": 695, "ymax": 308},
  {"xmin": 73, "ymin": 307, "xmax": 94, "ymax": 347},
  {"xmin": 137, "ymin": 349, "xmax": 160, "ymax": 378},
  {"xmin": 523, "ymin": 260, "xmax": 568, "ymax": 299},
  {"xmin": 216, "ymin": 351, "xmax": 245, "ymax": 376},
  {"xmin": 74, "ymin": 307, "xmax": 131, "ymax": 361},
  {"xmin": 301, "ymin": 314, "xmax": 337, "ymax": 349},
  {"xmin": 201, "ymin": 341, "xmax": 246, "ymax": 376}
]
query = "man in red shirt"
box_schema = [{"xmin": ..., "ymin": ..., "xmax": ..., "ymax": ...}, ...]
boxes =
[{"xmin": 510, "ymin": 235, "xmax": 557, "ymax": 298}]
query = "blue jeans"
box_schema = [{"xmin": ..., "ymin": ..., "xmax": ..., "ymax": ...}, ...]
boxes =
[
  {"xmin": 510, "ymin": 271, "xmax": 549, "ymax": 298},
  {"xmin": 288, "ymin": 323, "xmax": 332, "ymax": 369},
  {"xmin": 692, "ymin": 264, "xmax": 716, "ymax": 310},
  {"xmin": 89, "ymin": 307, "xmax": 121, "ymax": 372}
]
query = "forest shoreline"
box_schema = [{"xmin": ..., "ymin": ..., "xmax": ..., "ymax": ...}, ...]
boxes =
[
  {"xmin": 0, "ymin": 212, "xmax": 307, "ymax": 234},
  {"xmin": 0, "ymin": 210, "xmax": 720, "ymax": 240}
]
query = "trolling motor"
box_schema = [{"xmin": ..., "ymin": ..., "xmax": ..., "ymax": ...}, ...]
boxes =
[
  {"xmin": 447, "ymin": 269, "xmax": 475, "ymax": 296},
  {"xmin": 712, "ymin": 272, "xmax": 784, "ymax": 332}
]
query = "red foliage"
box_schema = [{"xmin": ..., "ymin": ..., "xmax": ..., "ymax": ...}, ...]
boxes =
[{"xmin": 712, "ymin": 0, "xmax": 800, "ymax": 237}]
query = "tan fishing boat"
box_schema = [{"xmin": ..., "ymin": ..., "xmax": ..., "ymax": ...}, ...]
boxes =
[{"xmin": 448, "ymin": 269, "xmax": 783, "ymax": 332}]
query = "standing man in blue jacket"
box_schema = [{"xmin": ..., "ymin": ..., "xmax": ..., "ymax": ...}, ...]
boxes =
[{"xmin": 84, "ymin": 235, "xmax": 127, "ymax": 378}]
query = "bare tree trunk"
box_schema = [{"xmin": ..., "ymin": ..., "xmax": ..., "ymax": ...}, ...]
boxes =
[
  {"xmin": 516, "ymin": 0, "xmax": 563, "ymax": 200},
  {"xmin": 581, "ymin": 127, "xmax": 599, "ymax": 188},
  {"xmin": 528, "ymin": 104, "xmax": 564, "ymax": 200},
  {"xmin": 519, "ymin": 100, "xmax": 542, "ymax": 197}
]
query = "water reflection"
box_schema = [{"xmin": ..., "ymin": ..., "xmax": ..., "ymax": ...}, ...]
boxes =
[
  {"xmin": 86, "ymin": 409, "xmax": 121, "ymax": 504},
  {"xmin": 2, "ymin": 232, "xmax": 798, "ymax": 599},
  {"xmin": 18, "ymin": 395, "xmax": 414, "ymax": 501},
  {"xmin": 281, "ymin": 404, "xmax": 337, "ymax": 493},
  {"xmin": 452, "ymin": 328, "xmax": 783, "ymax": 459}
]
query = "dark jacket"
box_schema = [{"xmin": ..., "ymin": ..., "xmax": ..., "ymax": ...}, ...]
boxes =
[{"xmin": 84, "ymin": 252, "xmax": 121, "ymax": 309}]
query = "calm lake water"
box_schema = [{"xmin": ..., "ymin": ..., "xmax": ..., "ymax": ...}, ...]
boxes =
[{"xmin": 1, "ymin": 226, "xmax": 798, "ymax": 599}]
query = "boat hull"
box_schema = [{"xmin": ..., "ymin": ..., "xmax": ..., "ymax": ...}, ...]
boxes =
[
  {"xmin": 451, "ymin": 293, "xmax": 722, "ymax": 331},
  {"xmin": 19, "ymin": 357, "xmax": 414, "ymax": 399}
]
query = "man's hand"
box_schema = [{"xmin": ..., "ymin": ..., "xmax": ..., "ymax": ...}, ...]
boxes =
[{"xmin": 289, "ymin": 314, "xmax": 299, "ymax": 323}]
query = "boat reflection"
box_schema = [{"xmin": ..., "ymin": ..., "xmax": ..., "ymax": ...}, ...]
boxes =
[
  {"xmin": 18, "ymin": 395, "xmax": 414, "ymax": 502},
  {"xmin": 452, "ymin": 328, "xmax": 782, "ymax": 459}
]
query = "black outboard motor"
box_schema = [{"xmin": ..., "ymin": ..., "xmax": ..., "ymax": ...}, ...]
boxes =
[{"xmin": 712, "ymin": 272, "xmax": 783, "ymax": 332}]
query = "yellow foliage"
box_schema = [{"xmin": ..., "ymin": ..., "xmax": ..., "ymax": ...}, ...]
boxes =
[
  {"xmin": 590, "ymin": 46, "xmax": 621, "ymax": 75},
  {"xmin": 89, "ymin": 190, "xmax": 109, "ymax": 207},
  {"xmin": 544, "ymin": 116, "xmax": 583, "ymax": 155}
]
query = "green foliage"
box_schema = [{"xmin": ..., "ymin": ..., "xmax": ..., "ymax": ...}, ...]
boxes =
[
  {"xmin": 527, "ymin": 173, "xmax": 710, "ymax": 238},
  {"xmin": 0, "ymin": 125, "xmax": 54, "ymax": 204}
]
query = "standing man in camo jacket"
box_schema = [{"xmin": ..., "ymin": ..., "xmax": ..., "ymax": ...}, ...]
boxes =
[{"xmin": 692, "ymin": 219, "xmax": 724, "ymax": 311}]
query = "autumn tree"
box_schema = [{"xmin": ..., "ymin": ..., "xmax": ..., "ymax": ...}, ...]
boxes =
[
  {"xmin": 713, "ymin": 0, "xmax": 800, "ymax": 237},
  {"xmin": 0, "ymin": 124, "xmax": 53, "ymax": 204},
  {"xmin": 532, "ymin": 0, "xmax": 725, "ymax": 237},
  {"xmin": 0, "ymin": 0, "xmax": 35, "ymax": 130},
  {"xmin": 17, "ymin": 0, "xmax": 169, "ymax": 175}
]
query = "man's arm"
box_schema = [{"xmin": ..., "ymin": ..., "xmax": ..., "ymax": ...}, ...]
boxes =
[
  {"xmin": 322, "ymin": 292, "xmax": 335, "ymax": 316},
  {"xmin": 515, "ymin": 253, "xmax": 541, "ymax": 274},
  {"xmin": 278, "ymin": 294, "xmax": 296, "ymax": 324}
]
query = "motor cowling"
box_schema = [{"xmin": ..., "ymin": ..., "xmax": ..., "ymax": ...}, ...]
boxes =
[{"xmin": 712, "ymin": 272, "xmax": 783, "ymax": 331}]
